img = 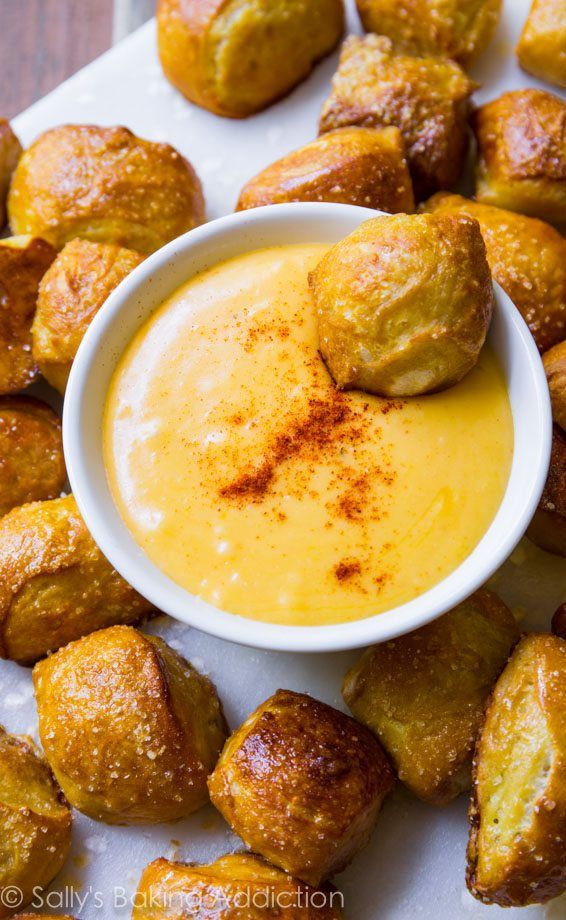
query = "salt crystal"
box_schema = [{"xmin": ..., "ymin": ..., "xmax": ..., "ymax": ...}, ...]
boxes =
[{"xmin": 85, "ymin": 836, "xmax": 108, "ymax": 855}]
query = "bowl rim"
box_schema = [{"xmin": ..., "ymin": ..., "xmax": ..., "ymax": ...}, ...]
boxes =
[{"xmin": 63, "ymin": 202, "xmax": 552, "ymax": 653}]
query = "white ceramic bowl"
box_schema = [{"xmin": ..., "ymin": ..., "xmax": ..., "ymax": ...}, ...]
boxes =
[{"xmin": 63, "ymin": 202, "xmax": 552, "ymax": 653}]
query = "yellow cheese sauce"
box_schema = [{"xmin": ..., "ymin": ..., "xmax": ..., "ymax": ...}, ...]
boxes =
[{"xmin": 104, "ymin": 244, "xmax": 513, "ymax": 626}]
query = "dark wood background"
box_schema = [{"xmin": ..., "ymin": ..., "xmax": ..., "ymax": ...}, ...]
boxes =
[{"xmin": 0, "ymin": 0, "xmax": 154, "ymax": 119}]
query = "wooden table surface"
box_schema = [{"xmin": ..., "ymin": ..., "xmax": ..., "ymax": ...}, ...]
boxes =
[{"xmin": 0, "ymin": 0, "xmax": 154, "ymax": 119}]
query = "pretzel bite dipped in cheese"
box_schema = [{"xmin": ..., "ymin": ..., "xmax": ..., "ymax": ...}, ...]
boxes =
[
  {"xmin": 208, "ymin": 689, "xmax": 394, "ymax": 886},
  {"xmin": 0, "ymin": 495, "xmax": 154, "ymax": 664},
  {"xmin": 355, "ymin": 0, "xmax": 502, "ymax": 66},
  {"xmin": 0, "ymin": 726, "xmax": 71, "ymax": 919},
  {"xmin": 0, "ymin": 236, "xmax": 56, "ymax": 395},
  {"xmin": 467, "ymin": 634, "xmax": 566, "ymax": 907},
  {"xmin": 319, "ymin": 35, "xmax": 475, "ymax": 200},
  {"xmin": 132, "ymin": 854, "xmax": 344, "ymax": 919},
  {"xmin": 34, "ymin": 625, "xmax": 228, "ymax": 824},
  {"xmin": 157, "ymin": 0, "xmax": 345, "ymax": 118},
  {"xmin": 422, "ymin": 193, "xmax": 566, "ymax": 354},
  {"xmin": 8, "ymin": 125, "xmax": 204, "ymax": 253},
  {"xmin": 517, "ymin": 0, "xmax": 566, "ymax": 89},
  {"xmin": 0, "ymin": 120, "xmax": 22, "ymax": 228},
  {"xmin": 0, "ymin": 396, "xmax": 66, "ymax": 518},
  {"xmin": 237, "ymin": 127, "xmax": 414, "ymax": 213},
  {"xmin": 527, "ymin": 424, "xmax": 566, "ymax": 556},
  {"xmin": 309, "ymin": 212, "xmax": 494, "ymax": 397},
  {"xmin": 473, "ymin": 90, "xmax": 566, "ymax": 232},
  {"xmin": 543, "ymin": 340, "xmax": 566, "ymax": 430},
  {"xmin": 33, "ymin": 239, "xmax": 144, "ymax": 393},
  {"xmin": 343, "ymin": 590, "xmax": 519, "ymax": 805}
]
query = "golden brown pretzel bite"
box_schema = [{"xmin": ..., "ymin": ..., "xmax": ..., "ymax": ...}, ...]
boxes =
[
  {"xmin": 473, "ymin": 89, "xmax": 566, "ymax": 231},
  {"xmin": 527, "ymin": 424, "xmax": 566, "ymax": 556},
  {"xmin": 0, "ymin": 726, "xmax": 71, "ymax": 919},
  {"xmin": 208, "ymin": 689, "xmax": 394, "ymax": 886},
  {"xmin": 157, "ymin": 0, "xmax": 344, "ymax": 118},
  {"xmin": 236, "ymin": 127, "xmax": 414, "ymax": 214},
  {"xmin": 132, "ymin": 854, "xmax": 343, "ymax": 918},
  {"xmin": 343, "ymin": 590, "xmax": 519, "ymax": 805},
  {"xmin": 0, "ymin": 396, "xmax": 66, "ymax": 518},
  {"xmin": 517, "ymin": 0, "xmax": 566, "ymax": 89},
  {"xmin": 319, "ymin": 35, "xmax": 475, "ymax": 200},
  {"xmin": 0, "ymin": 120, "xmax": 22, "ymax": 228},
  {"xmin": 543, "ymin": 340, "xmax": 566, "ymax": 429},
  {"xmin": 309, "ymin": 212, "xmax": 493, "ymax": 397},
  {"xmin": 34, "ymin": 625, "xmax": 228, "ymax": 825},
  {"xmin": 8, "ymin": 124, "xmax": 204, "ymax": 253},
  {"xmin": 0, "ymin": 236, "xmax": 56, "ymax": 395},
  {"xmin": 355, "ymin": 0, "xmax": 502, "ymax": 65},
  {"xmin": 0, "ymin": 494, "xmax": 154, "ymax": 664},
  {"xmin": 467, "ymin": 634, "xmax": 566, "ymax": 907},
  {"xmin": 422, "ymin": 193, "xmax": 566, "ymax": 354},
  {"xmin": 33, "ymin": 239, "xmax": 144, "ymax": 393}
]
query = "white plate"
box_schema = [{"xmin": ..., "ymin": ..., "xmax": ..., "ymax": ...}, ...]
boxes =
[{"xmin": 3, "ymin": 2, "xmax": 566, "ymax": 918}]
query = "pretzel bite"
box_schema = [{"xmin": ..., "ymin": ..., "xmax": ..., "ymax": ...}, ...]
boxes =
[
  {"xmin": 33, "ymin": 239, "xmax": 144, "ymax": 393},
  {"xmin": 343, "ymin": 590, "xmax": 519, "ymax": 805},
  {"xmin": 0, "ymin": 396, "xmax": 66, "ymax": 518},
  {"xmin": 0, "ymin": 120, "xmax": 22, "ymax": 228},
  {"xmin": 552, "ymin": 603, "xmax": 566, "ymax": 639},
  {"xmin": 422, "ymin": 193, "xmax": 566, "ymax": 353},
  {"xmin": 208, "ymin": 689, "xmax": 394, "ymax": 886},
  {"xmin": 157, "ymin": 0, "xmax": 344, "ymax": 119},
  {"xmin": 473, "ymin": 89, "xmax": 566, "ymax": 231},
  {"xmin": 310, "ymin": 212, "xmax": 493, "ymax": 396},
  {"xmin": 527, "ymin": 424, "xmax": 566, "ymax": 556},
  {"xmin": 517, "ymin": 0, "xmax": 566, "ymax": 88},
  {"xmin": 467, "ymin": 634, "xmax": 566, "ymax": 907},
  {"xmin": 0, "ymin": 495, "xmax": 154, "ymax": 665},
  {"xmin": 34, "ymin": 625, "xmax": 227, "ymax": 824},
  {"xmin": 543, "ymin": 341, "xmax": 566, "ymax": 430},
  {"xmin": 0, "ymin": 236, "xmax": 56, "ymax": 395},
  {"xmin": 8, "ymin": 125, "xmax": 204, "ymax": 254},
  {"xmin": 133, "ymin": 854, "xmax": 343, "ymax": 919},
  {"xmin": 355, "ymin": 0, "xmax": 502, "ymax": 65},
  {"xmin": 319, "ymin": 35, "xmax": 475, "ymax": 200},
  {"xmin": 0, "ymin": 726, "xmax": 71, "ymax": 919},
  {"xmin": 236, "ymin": 127, "xmax": 414, "ymax": 213}
]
